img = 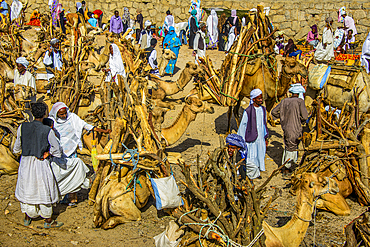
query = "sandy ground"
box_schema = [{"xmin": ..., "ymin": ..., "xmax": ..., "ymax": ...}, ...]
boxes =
[{"xmin": 0, "ymin": 33, "xmax": 367, "ymax": 246}]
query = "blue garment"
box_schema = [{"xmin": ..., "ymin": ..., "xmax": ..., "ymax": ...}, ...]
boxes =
[
  {"xmin": 226, "ymin": 134, "xmax": 247, "ymax": 159},
  {"xmin": 237, "ymin": 106, "xmax": 267, "ymax": 179},
  {"xmin": 163, "ymin": 27, "xmax": 181, "ymax": 74},
  {"xmin": 0, "ymin": 1, "xmax": 8, "ymax": 16},
  {"xmin": 288, "ymin": 50, "xmax": 302, "ymax": 58},
  {"xmin": 88, "ymin": 18, "xmax": 97, "ymax": 27}
]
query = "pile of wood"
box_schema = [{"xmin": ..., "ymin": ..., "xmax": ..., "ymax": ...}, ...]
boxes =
[
  {"xmin": 298, "ymin": 98, "xmax": 370, "ymax": 205},
  {"xmin": 171, "ymin": 138, "xmax": 281, "ymax": 246},
  {"xmin": 196, "ymin": 5, "xmax": 277, "ymax": 106},
  {"xmin": 344, "ymin": 208, "xmax": 370, "ymax": 246}
]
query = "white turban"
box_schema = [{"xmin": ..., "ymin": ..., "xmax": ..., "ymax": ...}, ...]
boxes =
[
  {"xmin": 289, "ymin": 83, "xmax": 305, "ymax": 100},
  {"xmin": 249, "ymin": 88, "xmax": 263, "ymax": 105},
  {"xmin": 50, "ymin": 38, "xmax": 60, "ymax": 45},
  {"xmin": 144, "ymin": 20, "xmax": 151, "ymax": 28},
  {"xmin": 16, "ymin": 57, "xmax": 29, "ymax": 68}
]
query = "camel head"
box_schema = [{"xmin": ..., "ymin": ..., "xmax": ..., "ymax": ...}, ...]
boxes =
[
  {"xmin": 184, "ymin": 61, "xmax": 203, "ymax": 76},
  {"xmin": 163, "ymin": 49, "xmax": 177, "ymax": 60},
  {"xmin": 291, "ymin": 173, "xmax": 339, "ymax": 199},
  {"xmin": 185, "ymin": 95, "xmax": 214, "ymax": 114},
  {"xmin": 281, "ymin": 57, "xmax": 308, "ymax": 79}
]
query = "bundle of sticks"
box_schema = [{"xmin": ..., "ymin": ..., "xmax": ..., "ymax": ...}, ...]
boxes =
[
  {"xmin": 197, "ymin": 5, "xmax": 277, "ymax": 106},
  {"xmin": 172, "ymin": 138, "xmax": 281, "ymax": 246},
  {"xmin": 298, "ymin": 97, "xmax": 370, "ymax": 205},
  {"xmin": 86, "ymin": 73, "xmax": 171, "ymax": 206}
]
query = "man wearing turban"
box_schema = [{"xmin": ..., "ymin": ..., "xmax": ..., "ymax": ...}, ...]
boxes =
[
  {"xmin": 271, "ymin": 84, "xmax": 308, "ymax": 177},
  {"xmin": 237, "ymin": 89, "xmax": 269, "ymax": 179},
  {"xmin": 43, "ymin": 38, "xmax": 63, "ymax": 80}
]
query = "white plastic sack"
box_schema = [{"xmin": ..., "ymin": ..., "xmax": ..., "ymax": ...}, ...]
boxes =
[
  {"xmin": 308, "ymin": 64, "xmax": 331, "ymax": 90},
  {"xmin": 154, "ymin": 220, "xmax": 183, "ymax": 247},
  {"xmin": 150, "ymin": 175, "xmax": 183, "ymax": 210}
]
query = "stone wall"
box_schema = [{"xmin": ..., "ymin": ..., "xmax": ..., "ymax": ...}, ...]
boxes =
[{"xmin": 26, "ymin": 0, "xmax": 370, "ymax": 40}]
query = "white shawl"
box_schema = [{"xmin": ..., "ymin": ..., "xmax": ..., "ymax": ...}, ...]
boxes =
[
  {"xmin": 11, "ymin": 0, "xmax": 23, "ymax": 21},
  {"xmin": 106, "ymin": 44, "xmax": 126, "ymax": 82},
  {"xmin": 207, "ymin": 10, "xmax": 218, "ymax": 44}
]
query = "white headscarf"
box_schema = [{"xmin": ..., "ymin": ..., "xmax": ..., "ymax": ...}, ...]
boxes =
[
  {"xmin": 16, "ymin": 57, "xmax": 29, "ymax": 68},
  {"xmin": 249, "ymin": 88, "xmax": 262, "ymax": 105},
  {"xmin": 10, "ymin": 0, "xmax": 23, "ymax": 21},
  {"xmin": 49, "ymin": 102, "xmax": 69, "ymax": 124},
  {"xmin": 361, "ymin": 32, "xmax": 370, "ymax": 73},
  {"xmin": 164, "ymin": 15, "xmax": 174, "ymax": 31},
  {"xmin": 109, "ymin": 44, "xmax": 126, "ymax": 79},
  {"xmin": 207, "ymin": 10, "xmax": 218, "ymax": 43},
  {"xmin": 289, "ymin": 83, "xmax": 305, "ymax": 100},
  {"xmin": 144, "ymin": 20, "xmax": 151, "ymax": 28}
]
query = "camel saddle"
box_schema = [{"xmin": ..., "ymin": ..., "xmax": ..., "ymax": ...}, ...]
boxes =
[{"xmin": 327, "ymin": 66, "xmax": 360, "ymax": 90}]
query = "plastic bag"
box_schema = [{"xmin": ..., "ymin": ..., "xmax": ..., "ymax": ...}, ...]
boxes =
[
  {"xmin": 308, "ymin": 64, "xmax": 331, "ymax": 90},
  {"xmin": 150, "ymin": 175, "xmax": 183, "ymax": 210},
  {"xmin": 153, "ymin": 220, "xmax": 183, "ymax": 247}
]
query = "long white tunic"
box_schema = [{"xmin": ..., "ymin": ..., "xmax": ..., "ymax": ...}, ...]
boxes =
[
  {"xmin": 43, "ymin": 49, "xmax": 63, "ymax": 80},
  {"xmin": 14, "ymin": 70, "xmax": 36, "ymax": 90},
  {"xmin": 344, "ymin": 16, "xmax": 357, "ymax": 36},
  {"xmin": 14, "ymin": 125, "xmax": 61, "ymax": 218},
  {"xmin": 237, "ymin": 106, "xmax": 267, "ymax": 179},
  {"xmin": 314, "ymin": 27, "xmax": 334, "ymax": 62}
]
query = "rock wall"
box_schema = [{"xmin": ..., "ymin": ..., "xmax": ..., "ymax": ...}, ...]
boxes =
[{"xmin": 27, "ymin": 0, "xmax": 370, "ymax": 40}]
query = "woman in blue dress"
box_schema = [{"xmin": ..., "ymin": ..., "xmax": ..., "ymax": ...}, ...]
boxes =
[{"xmin": 163, "ymin": 26, "xmax": 181, "ymax": 75}]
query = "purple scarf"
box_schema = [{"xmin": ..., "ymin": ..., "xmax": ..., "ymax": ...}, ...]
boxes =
[{"xmin": 244, "ymin": 104, "xmax": 269, "ymax": 142}]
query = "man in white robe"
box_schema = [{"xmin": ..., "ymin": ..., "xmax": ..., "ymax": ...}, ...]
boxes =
[
  {"xmin": 237, "ymin": 89, "xmax": 269, "ymax": 179},
  {"xmin": 145, "ymin": 38, "xmax": 160, "ymax": 77},
  {"xmin": 361, "ymin": 32, "xmax": 370, "ymax": 73},
  {"xmin": 314, "ymin": 17, "xmax": 334, "ymax": 62},
  {"xmin": 206, "ymin": 9, "xmax": 218, "ymax": 48},
  {"xmin": 14, "ymin": 102, "xmax": 64, "ymax": 228},
  {"xmin": 193, "ymin": 23, "xmax": 207, "ymax": 65},
  {"xmin": 49, "ymin": 102, "xmax": 111, "ymax": 206},
  {"xmin": 43, "ymin": 38, "xmax": 63, "ymax": 80}
]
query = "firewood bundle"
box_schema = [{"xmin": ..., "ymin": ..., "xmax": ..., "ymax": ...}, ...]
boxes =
[
  {"xmin": 86, "ymin": 74, "xmax": 171, "ymax": 207},
  {"xmin": 344, "ymin": 208, "xmax": 370, "ymax": 246},
  {"xmin": 197, "ymin": 5, "xmax": 277, "ymax": 106},
  {"xmin": 298, "ymin": 98, "xmax": 370, "ymax": 205},
  {"xmin": 172, "ymin": 139, "xmax": 281, "ymax": 246}
]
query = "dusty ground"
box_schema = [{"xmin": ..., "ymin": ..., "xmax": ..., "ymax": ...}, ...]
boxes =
[{"xmin": 0, "ymin": 32, "xmax": 366, "ymax": 246}]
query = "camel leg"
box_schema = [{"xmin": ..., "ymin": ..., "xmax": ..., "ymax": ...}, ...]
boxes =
[
  {"xmin": 227, "ymin": 106, "xmax": 233, "ymax": 134},
  {"xmin": 233, "ymin": 98, "xmax": 242, "ymax": 128},
  {"xmin": 153, "ymin": 99, "xmax": 175, "ymax": 110},
  {"xmin": 316, "ymin": 194, "xmax": 351, "ymax": 216},
  {"xmin": 101, "ymin": 216, "xmax": 137, "ymax": 230}
]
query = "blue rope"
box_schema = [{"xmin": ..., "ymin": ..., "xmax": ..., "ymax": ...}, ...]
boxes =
[
  {"xmin": 121, "ymin": 143, "xmax": 139, "ymax": 170},
  {"xmin": 109, "ymin": 143, "xmax": 117, "ymax": 167}
]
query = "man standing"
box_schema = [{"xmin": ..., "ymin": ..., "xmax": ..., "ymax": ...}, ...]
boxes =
[
  {"xmin": 110, "ymin": 10, "xmax": 123, "ymax": 35},
  {"xmin": 14, "ymin": 102, "xmax": 63, "ymax": 228},
  {"xmin": 43, "ymin": 38, "xmax": 63, "ymax": 80},
  {"xmin": 237, "ymin": 89, "xmax": 269, "ymax": 179},
  {"xmin": 193, "ymin": 22, "xmax": 207, "ymax": 64},
  {"xmin": 145, "ymin": 38, "xmax": 160, "ymax": 77},
  {"xmin": 271, "ymin": 84, "xmax": 308, "ymax": 177},
  {"xmin": 341, "ymin": 11, "xmax": 357, "ymax": 36}
]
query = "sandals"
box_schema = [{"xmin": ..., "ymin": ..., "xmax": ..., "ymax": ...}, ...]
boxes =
[
  {"xmin": 44, "ymin": 220, "xmax": 64, "ymax": 229},
  {"xmin": 24, "ymin": 218, "xmax": 32, "ymax": 226}
]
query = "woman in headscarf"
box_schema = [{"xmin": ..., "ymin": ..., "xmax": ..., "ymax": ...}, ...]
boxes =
[
  {"xmin": 26, "ymin": 9, "xmax": 41, "ymax": 26},
  {"xmin": 361, "ymin": 32, "xmax": 370, "ymax": 73},
  {"xmin": 227, "ymin": 9, "xmax": 240, "ymax": 32},
  {"xmin": 163, "ymin": 26, "xmax": 181, "ymax": 75},
  {"xmin": 135, "ymin": 9, "xmax": 143, "ymax": 43},
  {"xmin": 104, "ymin": 43, "xmax": 126, "ymax": 83},
  {"xmin": 189, "ymin": 9, "xmax": 199, "ymax": 49},
  {"xmin": 314, "ymin": 17, "xmax": 335, "ymax": 62},
  {"xmin": 49, "ymin": 102, "xmax": 111, "ymax": 206},
  {"xmin": 218, "ymin": 13, "xmax": 226, "ymax": 51},
  {"xmin": 10, "ymin": 0, "xmax": 23, "ymax": 22},
  {"xmin": 283, "ymin": 39, "xmax": 302, "ymax": 58},
  {"xmin": 122, "ymin": 7, "xmax": 130, "ymax": 33},
  {"xmin": 206, "ymin": 9, "xmax": 218, "ymax": 49},
  {"xmin": 307, "ymin": 24, "xmax": 319, "ymax": 48}
]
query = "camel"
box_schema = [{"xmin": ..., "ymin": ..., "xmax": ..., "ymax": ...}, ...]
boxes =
[
  {"xmin": 93, "ymin": 170, "xmax": 152, "ymax": 230},
  {"xmin": 263, "ymin": 173, "xmax": 339, "ymax": 247},
  {"xmin": 305, "ymin": 69, "xmax": 370, "ymax": 114},
  {"xmin": 160, "ymin": 96, "xmax": 214, "ymax": 146},
  {"xmin": 158, "ymin": 49, "xmax": 177, "ymax": 76},
  {"xmin": 226, "ymin": 56, "xmax": 308, "ymax": 131},
  {"xmin": 0, "ymin": 144, "xmax": 19, "ymax": 175},
  {"xmin": 150, "ymin": 61, "xmax": 203, "ymax": 109}
]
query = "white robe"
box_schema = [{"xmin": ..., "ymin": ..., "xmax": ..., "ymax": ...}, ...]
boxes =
[
  {"xmin": 226, "ymin": 27, "xmax": 236, "ymax": 52},
  {"xmin": 361, "ymin": 32, "xmax": 370, "ymax": 73},
  {"xmin": 206, "ymin": 10, "xmax": 218, "ymax": 45},
  {"xmin": 164, "ymin": 15, "xmax": 175, "ymax": 31},
  {"xmin": 14, "ymin": 70, "xmax": 36, "ymax": 90},
  {"xmin": 10, "ymin": 0, "xmax": 22, "ymax": 21},
  {"xmin": 344, "ymin": 15, "xmax": 357, "ymax": 36},
  {"xmin": 194, "ymin": 30, "xmax": 206, "ymax": 64},
  {"xmin": 14, "ymin": 126, "xmax": 61, "ymax": 219},
  {"xmin": 314, "ymin": 27, "xmax": 334, "ymax": 62},
  {"xmin": 105, "ymin": 44, "xmax": 126, "ymax": 83},
  {"xmin": 237, "ymin": 106, "xmax": 268, "ymax": 179},
  {"xmin": 43, "ymin": 49, "xmax": 63, "ymax": 80}
]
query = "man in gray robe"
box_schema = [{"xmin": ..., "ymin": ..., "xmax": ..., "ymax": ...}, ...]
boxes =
[{"xmin": 271, "ymin": 84, "xmax": 308, "ymax": 177}]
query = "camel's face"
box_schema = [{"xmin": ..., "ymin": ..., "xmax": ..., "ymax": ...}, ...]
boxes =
[
  {"xmin": 281, "ymin": 57, "xmax": 308, "ymax": 78},
  {"xmin": 292, "ymin": 173, "xmax": 339, "ymax": 197},
  {"xmin": 151, "ymin": 107, "xmax": 168, "ymax": 126},
  {"xmin": 185, "ymin": 96, "xmax": 214, "ymax": 114},
  {"xmin": 185, "ymin": 62, "xmax": 203, "ymax": 76},
  {"xmin": 163, "ymin": 49, "xmax": 177, "ymax": 60},
  {"xmin": 80, "ymin": 61, "xmax": 95, "ymax": 71}
]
